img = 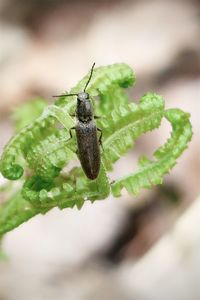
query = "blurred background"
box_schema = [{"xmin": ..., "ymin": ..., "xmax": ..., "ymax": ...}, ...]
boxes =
[{"xmin": 0, "ymin": 0, "xmax": 199, "ymax": 299}]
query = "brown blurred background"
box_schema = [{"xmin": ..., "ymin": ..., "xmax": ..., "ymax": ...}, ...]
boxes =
[{"xmin": 0, "ymin": 0, "xmax": 199, "ymax": 299}]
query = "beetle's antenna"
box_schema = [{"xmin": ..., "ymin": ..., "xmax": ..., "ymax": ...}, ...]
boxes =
[
  {"xmin": 53, "ymin": 63, "xmax": 96, "ymax": 97},
  {"xmin": 52, "ymin": 93, "xmax": 78, "ymax": 98},
  {"xmin": 84, "ymin": 62, "xmax": 95, "ymax": 92}
]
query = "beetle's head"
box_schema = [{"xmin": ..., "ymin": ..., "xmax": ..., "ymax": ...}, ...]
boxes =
[{"xmin": 78, "ymin": 92, "xmax": 89, "ymax": 102}]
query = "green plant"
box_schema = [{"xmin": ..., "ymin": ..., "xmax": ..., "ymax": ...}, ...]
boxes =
[{"xmin": 0, "ymin": 63, "xmax": 192, "ymax": 238}]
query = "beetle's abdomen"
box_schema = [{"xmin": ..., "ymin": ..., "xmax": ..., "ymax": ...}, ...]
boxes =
[{"xmin": 76, "ymin": 121, "xmax": 100, "ymax": 180}]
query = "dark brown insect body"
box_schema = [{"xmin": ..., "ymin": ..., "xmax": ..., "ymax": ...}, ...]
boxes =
[
  {"xmin": 76, "ymin": 121, "xmax": 100, "ymax": 179},
  {"xmin": 75, "ymin": 92, "xmax": 101, "ymax": 179},
  {"xmin": 66, "ymin": 64, "xmax": 102, "ymax": 180}
]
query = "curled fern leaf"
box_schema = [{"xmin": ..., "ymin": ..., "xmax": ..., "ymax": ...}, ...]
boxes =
[
  {"xmin": 0, "ymin": 116, "xmax": 56, "ymax": 180},
  {"xmin": 22, "ymin": 164, "xmax": 110, "ymax": 210},
  {"xmin": 0, "ymin": 165, "xmax": 110, "ymax": 235},
  {"xmin": 0, "ymin": 63, "xmax": 192, "ymax": 237},
  {"xmin": 111, "ymin": 108, "xmax": 192, "ymax": 196},
  {"xmin": 0, "ymin": 63, "xmax": 134, "ymax": 181},
  {"xmin": 100, "ymin": 93, "xmax": 165, "ymax": 169}
]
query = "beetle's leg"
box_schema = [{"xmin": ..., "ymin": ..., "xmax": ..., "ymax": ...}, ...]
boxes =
[
  {"xmin": 70, "ymin": 109, "xmax": 77, "ymax": 118},
  {"xmin": 110, "ymin": 180, "xmax": 116, "ymax": 185},
  {"xmin": 75, "ymin": 149, "xmax": 79, "ymax": 158},
  {"xmin": 67, "ymin": 127, "xmax": 76, "ymax": 141},
  {"xmin": 94, "ymin": 116, "xmax": 107, "ymax": 120},
  {"xmin": 97, "ymin": 128, "xmax": 104, "ymax": 150}
]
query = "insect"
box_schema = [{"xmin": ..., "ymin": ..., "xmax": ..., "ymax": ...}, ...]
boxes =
[{"xmin": 54, "ymin": 63, "xmax": 102, "ymax": 180}]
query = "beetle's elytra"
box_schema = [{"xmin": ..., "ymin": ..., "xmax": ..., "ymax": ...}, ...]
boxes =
[
  {"xmin": 76, "ymin": 117, "xmax": 101, "ymax": 180},
  {"xmin": 54, "ymin": 63, "xmax": 102, "ymax": 180}
]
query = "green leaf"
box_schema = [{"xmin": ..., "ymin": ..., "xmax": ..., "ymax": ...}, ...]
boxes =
[
  {"xmin": 0, "ymin": 63, "xmax": 192, "ymax": 237},
  {"xmin": 12, "ymin": 98, "xmax": 47, "ymax": 132},
  {"xmin": 0, "ymin": 63, "xmax": 134, "ymax": 181},
  {"xmin": 22, "ymin": 163, "xmax": 110, "ymax": 210},
  {"xmin": 111, "ymin": 108, "xmax": 192, "ymax": 197},
  {"xmin": 101, "ymin": 93, "xmax": 165, "ymax": 169}
]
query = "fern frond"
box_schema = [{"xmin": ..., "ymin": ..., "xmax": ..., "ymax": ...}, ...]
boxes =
[
  {"xmin": 96, "ymin": 84, "xmax": 130, "ymax": 114},
  {"xmin": 0, "ymin": 64, "xmax": 134, "ymax": 181},
  {"xmin": 0, "ymin": 164, "xmax": 110, "ymax": 235},
  {"xmin": 100, "ymin": 93, "xmax": 165, "ymax": 169},
  {"xmin": 0, "ymin": 115, "xmax": 56, "ymax": 180},
  {"xmin": 22, "ymin": 163, "xmax": 110, "ymax": 209},
  {"xmin": 0, "ymin": 63, "xmax": 193, "ymax": 237},
  {"xmin": 111, "ymin": 108, "xmax": 192, "ymax": 196}
]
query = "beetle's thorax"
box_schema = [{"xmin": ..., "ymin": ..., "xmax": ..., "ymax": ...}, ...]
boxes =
[{"xmin": 77, "ymin": 92, "xmax": 93, "ymax": 122}]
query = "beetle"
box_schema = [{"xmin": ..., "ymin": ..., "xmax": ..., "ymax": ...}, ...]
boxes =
[{"xmin": 54, "ymin": 63, "xmax": 102, "ymax": 180}]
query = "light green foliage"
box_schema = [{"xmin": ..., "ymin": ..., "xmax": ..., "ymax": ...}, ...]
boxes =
[
  {"xmin": 0, "ymin": 63, "xmax": 192, "ymax": 237},
  {"xmin": 112, "ymin": 109, "xmax": 192, "ymax": 196},
  {"xmin": 12, "ymin": 98, "xmax": 47, "ymax": 132}
]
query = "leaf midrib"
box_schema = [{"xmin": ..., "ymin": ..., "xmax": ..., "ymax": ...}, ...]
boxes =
[{"xmin": 103, "ymin": 110, "xmax": 163, "ymax": 148}]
